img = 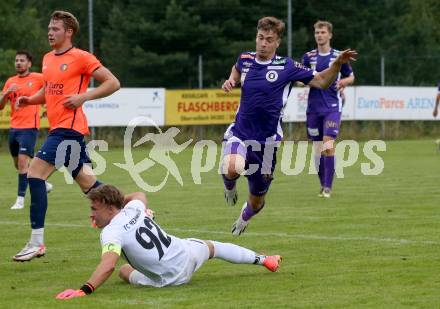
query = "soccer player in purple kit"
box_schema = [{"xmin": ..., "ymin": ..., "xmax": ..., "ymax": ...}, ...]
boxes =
[
  {"xmin": 221, "ymin": 17, "xmax": 357, "ymax": 235},
  {"xmin": 302, "ymin": 20, "xmax": 355, "ymax": 198},
  {"xmin": 432, "ymin": 82, "xmax": 440, "ymax": 118}
]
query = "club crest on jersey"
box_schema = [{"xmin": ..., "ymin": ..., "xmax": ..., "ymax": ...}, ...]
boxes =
[
  {"xmin": 27, "ymin": 82, "xmax": 33, "ymax": 87},
  {"xmin": 60, "ymin": 64, "xmax": 68, "ymax": 71},
  {"xmin": 266, "ymin": 70, "xmax": 278, "ymax": 82}
]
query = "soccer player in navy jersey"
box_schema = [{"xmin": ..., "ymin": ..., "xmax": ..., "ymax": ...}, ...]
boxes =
[
  {"xmin": 432, "ymin": 82, "xmax": 440, "ymax": 118},
  {"xmin": 302, "ymin": 20, "xmax": 355, "ymax": 198},
  {"xmin": 221, "ymin": 16, "xmax": 357, "ymax": 235}
]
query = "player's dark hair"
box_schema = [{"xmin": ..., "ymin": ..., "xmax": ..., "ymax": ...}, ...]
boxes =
[
  {"xmin": 257, "ymin": 16, "xmax": 285, "ymax": 38},
  {"xmin": 51, "ymin": 10, "xmax": 80, "ymax": 37},
  {"xmin": 314, "ymin": 20, "xmax": 333, "ymax": 34},
  {"xmin": 16, "ymin": 51, "xmax": 32, "ymax": 62},
  {"xmin": 88, "ymin": 184, "xmax": 124, "ymax": 209}
]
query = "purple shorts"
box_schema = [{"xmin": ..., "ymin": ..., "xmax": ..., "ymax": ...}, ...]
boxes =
[
  {"xmin": 306, "ymin": 111, "xmax": 341, "ymax": 141},
  {"xmin": 222, "ymin": 137, "xmax": 277, "ymax": 197}
]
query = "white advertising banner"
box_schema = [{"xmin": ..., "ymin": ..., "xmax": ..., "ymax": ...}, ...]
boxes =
[
  {"xmin": 354, "ymin": 86, "xmax": 436, "ymax": 120},
  {"xmin": 283, "ymin": 87, "xmax": 355, "ymax": 122},
  {"xmin": 84, "ymin": 88, "xmax": 165, "ymax": 126}
]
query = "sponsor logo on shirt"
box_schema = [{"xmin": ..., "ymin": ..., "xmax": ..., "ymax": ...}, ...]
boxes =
[
  {"xmin": 46, "ymin": 82, "xmax": 64, "ymax": 95},
  {"xmin": 60, "ymin": 64, "xmax": 68, "ymax": 71},
  {"xmin": 265, "ymin": 70, "xmax": 278, "ymax": 82},
  {"xmin": 267, "ymin": 65, "xmax": 284, "ymax": 70},
  {"xmin": 271, "ymin": 58, "xmax": 286, "ymax": 65},
  {"xmin": 242, "ymin": 68, "xmax": 249, "ymax": 73},
  {"xmin": 325, "ymin": 120, "xmax": 338, "ymax": 129},
  {"xmin": 240, "ymin": 54, "xmax": 254, "ymax": 59},
  {"xmin": 242, "ymin": 61, "xmax": 253, "ymax": 67},
  {"xmin": 294, "ymin": 61, "xmax": 310, "ymax": 71}
]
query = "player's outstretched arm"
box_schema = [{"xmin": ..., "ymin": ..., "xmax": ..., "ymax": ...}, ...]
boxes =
[
  {"xmin": 56, "ymin": 252, "xmax": 119, "ymax": 299},
  {"xmin": 309, "ymin": 49, "xmax": 357, "ymax": 89},
  {"xmin": 222, "ymin": 66, "xmax": 240, "ymax": 92}
]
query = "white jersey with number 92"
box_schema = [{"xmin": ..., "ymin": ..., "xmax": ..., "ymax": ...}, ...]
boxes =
[{"xmin": 100, "ymin": 200, "xmax": 190, "ymax": 286}]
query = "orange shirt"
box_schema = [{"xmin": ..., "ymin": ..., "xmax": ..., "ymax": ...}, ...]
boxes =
[
  {"xmin": 42, "ymin": 47, "xmax": 101, "ymax": 135},
  {"xmin": 2, "ymin": 73, "xmax": 44, "ymax": 129}
]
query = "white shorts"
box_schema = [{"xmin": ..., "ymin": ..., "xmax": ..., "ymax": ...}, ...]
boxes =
[{"xmin": 128, "ymin": 238, "xmax": 210, "ymax": 287}]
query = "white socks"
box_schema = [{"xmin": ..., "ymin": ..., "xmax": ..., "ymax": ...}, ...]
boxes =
[
  {"xmin": 30, "ymin": 228, "xmax": 44, "ymax": 246},
  {"xmin": 211, "ymin": 241, "xmax": 264, "ymax": 264}
]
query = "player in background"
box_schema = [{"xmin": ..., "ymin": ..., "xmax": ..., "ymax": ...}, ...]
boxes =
[
  {"xmin": 0, "ymin": 51, "xmax": 53, "ymax": 210},
  {"xmin": 302, "ymin": 20, "xmax": 355, "ymax": 198},
  {"xmin": 432, "ymin": 82, "xmax": 440, "ymax": 117},
  {"xmin": 12, "ymin": 11, "xmax": 120, "ymax": 262},
  {"xmin": 55, "ymin": 185, "xmax": 282, "ymax": 299},
  {"xmin": 221, "ymin": 16, "xmax": 357, "ymax": 235}
]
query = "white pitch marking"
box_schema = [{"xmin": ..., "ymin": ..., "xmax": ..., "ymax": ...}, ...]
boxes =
[{"xmin": 0, "ymin": 220, "xmax": 439, "ymax": 246}]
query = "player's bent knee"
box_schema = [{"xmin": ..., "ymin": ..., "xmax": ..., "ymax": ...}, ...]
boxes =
[{"xmin": 223, "ymin": 154, "xmax": 245, "ymax": 177}]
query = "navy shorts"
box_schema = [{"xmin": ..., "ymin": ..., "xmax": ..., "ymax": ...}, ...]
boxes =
[
  {"xmin": 8, "ymin": 128, "xmax": 38, "ymax": 158},
  {"xmin": 223, "ymin": 136, "xmax": 278, "ymax": 197},
  {"xmin": 36, "ymin": 128, "xmax": 91, "ymax": 178},
  {"xmin": 306, "ymin": 111, "xmax": 342, "ymax": 141}
]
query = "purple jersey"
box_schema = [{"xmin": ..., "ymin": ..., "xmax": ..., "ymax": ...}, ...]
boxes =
[
  {"xmin": 302, "ymin": 49, "xmax": 353, "ymax": 113},
  {"xmin": 229, "ymin": 52, "xmax": 315, "ymax": 143},
  {"xmin": 438, "ymin": 82, "xmax": 440, "ymax": 92}
]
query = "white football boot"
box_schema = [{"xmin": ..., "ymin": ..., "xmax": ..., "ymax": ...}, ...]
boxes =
[
  {"xmin": 10, "ymin": 196, "xmax": 25, "ymax": 210},
  {"xmin": 45, "ymin": 182, "xmax": 53, "ymax": 193},
  {"xmin": 13, "ymin": 243, "xmax": 46, "ymax": 262}
]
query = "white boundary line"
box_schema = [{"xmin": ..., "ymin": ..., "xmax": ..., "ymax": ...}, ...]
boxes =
[{"xmin": 0, "ymin": 220, "xmax": 439, "ymax": 246}]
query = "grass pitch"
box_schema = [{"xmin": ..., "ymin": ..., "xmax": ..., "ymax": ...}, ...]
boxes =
[{"xmin": 0, "ymin": 139, "xmax": 439, "ymax": 308}]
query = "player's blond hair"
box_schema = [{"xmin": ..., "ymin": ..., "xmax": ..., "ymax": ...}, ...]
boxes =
[
  {"xmin": 257, "ymin": 17, "xmax": 285, "ymax": 38},
  {"xmin": 51, "ymin": 10, "xmax": 80, "ymax": 37},
  {"xmin": 314, "ymin": 20, "xmax": 333, "ymax": 33},
  {"xmin": 88, "ymin": 185, "xmax": 124, "ymax": 209}
]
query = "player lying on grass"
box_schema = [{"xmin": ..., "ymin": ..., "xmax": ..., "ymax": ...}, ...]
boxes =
[{"xmin": 56, "ymin": 184, "xmax": 282, "ymax": 299}]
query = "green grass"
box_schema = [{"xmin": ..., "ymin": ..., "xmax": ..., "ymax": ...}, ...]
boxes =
[{"xmin": 1, "ymin": 139, "xmax": 440, "ymax": 308}]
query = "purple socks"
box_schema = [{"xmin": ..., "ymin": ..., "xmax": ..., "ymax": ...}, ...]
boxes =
[
  {"xmin": 241, "ymin": 202, "xmax": 265, "ymax": 221},
  {"xmin": 323, "ymin": 156, "xmax": 335, "ymax": 189},
  {"xmin": 222, "ymin": 174, "xmax": 238, "ymax": 190}
]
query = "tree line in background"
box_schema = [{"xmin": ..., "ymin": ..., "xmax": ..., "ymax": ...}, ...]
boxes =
[{"xmin": 1, "ymin": 0, "xmax": 439, "ymax": 89}]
